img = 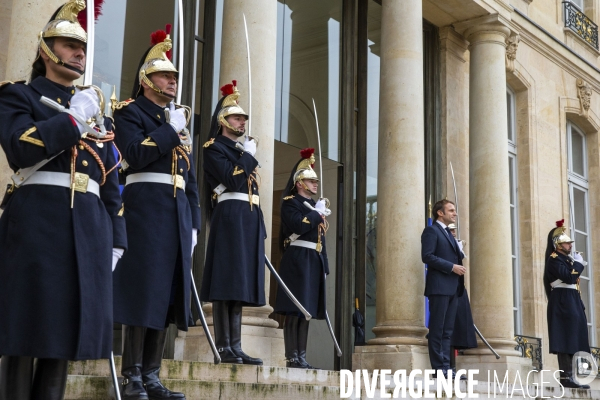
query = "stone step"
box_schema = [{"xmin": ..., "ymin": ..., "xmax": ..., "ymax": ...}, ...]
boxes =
[
  {"xmin": 68, "ymin": 357, "xmax": 340, "ymax": 387},
  {"xmin": 65, "ymin": 376, "xmax": 342, "ymax": 400}
]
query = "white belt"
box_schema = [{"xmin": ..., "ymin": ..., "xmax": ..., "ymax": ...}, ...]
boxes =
[
  {"xmin": 551, "ymin": 279, "xmax": 577, "ymax": 290},
  {"xmin": 22, "ymin": 171, "xmax": 100, "ymax": 197},
  {"xmin": 218, "ymin": 192, "xmax": 259, "ymax": 206},
  {"xmin": 126, "ymin": 173, "xmax": 185, "ymax": 190},
  {"xmin": 290, "ymin": 240, "xmax": 318, "ymax": 250}
]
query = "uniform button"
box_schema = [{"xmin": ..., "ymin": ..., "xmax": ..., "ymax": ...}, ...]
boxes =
[
  {"xmin": 78, "ymin": 145, "xmax": 84, "ymax": 150},
  {"xmin": 57, "ymin": 98, "xmax": 62, "ymax": 104},
  {"xmin": 157, "ymin": 114, "xmax": 161, "ymax": 119},
  {"xmin": 19, "ymin": 177, "xmax": 24, "ymax": 181},
  {"xmin": 179, "ymin": 168, "xmax": 183, "ymax": 173},
  {"xmin": 179, "ymin": 155, "xmax": 182, "ymax": 159},
  {"xmin": 71, "ymin": 89, "xmax": 75, "ymax": 95},
  {"xmin": 82, "ymin": 160, "xmax": 88, "ymax": 167}
]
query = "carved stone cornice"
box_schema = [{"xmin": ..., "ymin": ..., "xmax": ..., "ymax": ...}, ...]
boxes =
[
  {"xmin": 577, "ymin": 78, "xmax": 593, "ymax": 118},
  {"xmin": 505, "ymin": 33, "xmax": 520, "ymax": 72},
  {"xmin": 453, "ymin": 14, "xmax": 512, "ymax": 45}
]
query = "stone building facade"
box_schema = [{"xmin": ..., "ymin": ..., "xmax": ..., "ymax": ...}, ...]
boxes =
[{"xmin": 1, "ymin": 0, "xmax": 600, "ymax": 383}]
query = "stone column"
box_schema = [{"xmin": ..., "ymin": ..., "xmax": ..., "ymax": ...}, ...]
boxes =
[
  {"xmin": 175, "ymin": 0, "xmax": 283, "ymax": 366},
  {"xmin": 455, "ymin": 15, "xmax": 523, "ymax": 378},
  {"xmin": 353, "ymin": 0, "xmax": 428, "ymax": 372}
]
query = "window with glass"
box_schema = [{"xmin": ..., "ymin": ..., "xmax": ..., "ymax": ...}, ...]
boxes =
[
  {"xmin": 567, "ymin": 121, "xmax": 595, "ymax": 344},
  {"xmin": 507, "ymin": 86, "xmax": 522, "ymax": 335}
]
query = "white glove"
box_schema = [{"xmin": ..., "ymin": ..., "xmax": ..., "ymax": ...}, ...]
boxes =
[
  {"xmin": 168, "ymin": 103, "xmax": 187, "ymax": 132},
  {"xmin": 70, "ymin": 88, "xmax": 100, "ymax": 134},
  {"xmin": 315, "ymin": 199, "xmax": 331, "ymax": 217},
  {"xmin": 573, "ymin": 252, "xmax": 584, "ymax": 263},
  {"xmin": 243, "ymin": 137, "xmax": 257, "ymax": 156},
  {"xmin": 191, "ymin": 228, "xmax": 198, "ymax": 255},
  {"xmin": 457, "ymin": 240, "xmax": 465, "ymax": 256},
  {"xmin": 112, "ymin": 248, "xmax": 124, "ymax": 272}
]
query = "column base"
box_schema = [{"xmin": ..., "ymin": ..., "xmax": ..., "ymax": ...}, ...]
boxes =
[
  {"xmin": 352, "ymin": 345, "xmax": 430, "ymax": 372},
  {"xmin": 457, "ymin": 354, "xmax": 534, "ymax": 383},
  {"xmin": 174, "ymin": 304, "xmax": 284, "ymax": 367}
]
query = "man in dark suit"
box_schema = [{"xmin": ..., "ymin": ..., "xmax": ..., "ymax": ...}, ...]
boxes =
[{"xmin": 422, "ymin": 199, "xmax": 466, "ymax": 377}]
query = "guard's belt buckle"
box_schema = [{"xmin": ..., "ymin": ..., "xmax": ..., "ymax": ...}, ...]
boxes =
[
  {"xmin": 173, "ymin": 174, "xmax": 184, "ymax": 190},
  {"xmin": 251, "ymin": 194, "xmax": 260, "ymax": 206},
  {"xmin": 73, "ymin": 172, "xmax": 89, "ymax": 193}
]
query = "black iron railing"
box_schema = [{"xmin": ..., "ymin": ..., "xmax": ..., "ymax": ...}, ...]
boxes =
[
  {"xmin": 514, "ymin": 335, "xmax": 543, "ymax": 370},
  {"xmin": 563, "ymin": 1, "xmax": 599, "ymax": 49}
]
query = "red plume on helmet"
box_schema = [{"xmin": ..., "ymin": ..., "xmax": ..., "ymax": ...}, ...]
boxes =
[
  {"xmin": 300, "ymin": 148, "xmax": 315, "ymax": 168},
  {"xmin": 150, "ymin": 24, "xmax": 172, "ymax": 60},
  {"xmin": 77, "ymin": 0, "xmax": 104, "ymax": 31},
  {"xmin": 556, "ymin": 219, "xmax": 564, "ymax": 228},
  {"xmin": 220, "ymin": 80, "xmax": 238, "ymax": 97}
]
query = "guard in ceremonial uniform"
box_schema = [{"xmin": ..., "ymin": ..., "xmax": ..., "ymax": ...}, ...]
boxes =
[
  {"xmin": 274, "ymin": 149, "xmax": 331, "ymax": 369},
  {"xmin": 112, "ymin": 27, "xmax": 200, "ymax": 400},
  {"xmin": 200, "ymin": 81, "xmax": 265, "ymax": 365},
  {"xmin": 0, "ymin": 1, "xmax": 126, "ymax": 398},
  {"xmin": 544, "ymin": 220, "xmax": 590, "ymax": 389}
]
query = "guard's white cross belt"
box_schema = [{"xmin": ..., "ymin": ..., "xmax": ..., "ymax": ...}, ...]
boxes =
[
  {"xmin": 126, "ymin": 172, "xmax": 186, "ymax": 190},
  {"xmin": 289, "ymin": 240, "xmax": 318, "ymax": 250},
  {"xmin": 550, "ymin": 279, "xmax": 577, "ymax": 290}
]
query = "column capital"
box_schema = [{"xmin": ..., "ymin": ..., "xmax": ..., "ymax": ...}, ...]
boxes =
[{"xmin": 453, "ymin": 14, "xmax": 512, "ymax": 44}]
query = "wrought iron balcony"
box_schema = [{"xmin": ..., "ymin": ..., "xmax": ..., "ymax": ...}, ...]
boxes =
[
  {"xmin": 563, "ymin": 1, "xmax": 599, "ymax": 50},
  {"xmin": 514, "ymin": 335, "xmax": 543, "ymax": 370}
]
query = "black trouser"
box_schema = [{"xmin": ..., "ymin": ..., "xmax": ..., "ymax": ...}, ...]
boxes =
[
  {"xmin": 0, "ymin": 356, "xmax": 68, "ymax": 400},
  {"xmin": 427, "ymin": 291, "xmax": 459, "ymax": 371}
]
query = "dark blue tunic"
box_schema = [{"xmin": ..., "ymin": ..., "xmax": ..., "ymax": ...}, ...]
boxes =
[
  {"xmin": 112, "ymin": 96, "xmax": 201, "ymax": 331},
  {"xmin": 200, "ymin": 135, "xmax": 266, "ymax": 306},
  {"xmin": 0, "ymin": 77, "xmax": 126, "ymax": 360},
  {"xmin": 274, "ymin": 195, "xmax": 329, "ymax": 320},
  {"xmin": 545, "ymin": 251, "xmax": 590, "ymax": 354}
]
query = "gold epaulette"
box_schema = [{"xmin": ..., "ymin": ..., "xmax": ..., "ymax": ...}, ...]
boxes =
[
  {"xmin": 550, "ymin": 252, "xmax": 558, "ymax": 258},
  {"xmin": 203, "ymin": 138, "xmax": 215, "ymax": 148},
  {"xmin": 0, "ymin": 80, "xmax": 25, "ymax": 90},
  {"xmin": 283, "ymin": 195, "xmax": 294, "ymax": 200},
  {"xmin": 112, "ymin": 98, "xmax": 135, "ymax": 112}
]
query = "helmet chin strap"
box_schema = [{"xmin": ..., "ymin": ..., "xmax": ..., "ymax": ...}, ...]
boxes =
[
  {"xmin": 40, "ymin": 38, "xmax": 85, "ymax": 75},
  {"xmin": 299, "ymin": 180, "xmax": 317, "ymax": 196},
  {"xmin": 141, "ymin": 73, "xmax": 177, "ymax": 100}
]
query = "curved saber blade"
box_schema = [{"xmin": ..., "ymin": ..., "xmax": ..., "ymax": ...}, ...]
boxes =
[
  {"xmin": 312, "ymin": 98, "xmax": 323, "ymax": 198},
  {"xmin": 108, "ymin": 352, "xmax": 121, "ymax": 400},
  {"xmin": 176, "ymin": 0, "xmax": 184, "ymax": 104},
  {"xmin": 191, "ymin": 271, "xmax": 221, "ymax": 364},
  {"xmin": 265, "ymin": 255, "xmax": 311, "ymax": 321},
  {"xmin": 450, "ymin": 162, "xmax": 460, "ymax": 239},
  {"xmin": 243, "ymin": 13, "xmax": 252, "ymax": 138},
  {"xmin": 474, "ymin": 324, "xmax": 500, "ymax": 359},
  {"xmin": 83, "ymin": 0, "xmax": 95, "ymax": 86}
]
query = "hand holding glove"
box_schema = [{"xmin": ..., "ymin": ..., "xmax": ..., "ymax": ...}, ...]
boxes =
[
  {"xmin": 70, "ymin": 88, "xmax": 100, "ymax": 134},
  {"xmin": 191, "ymin": 228, "xmax": 198, "ymax": 255},
  {"xmin": 112, "ymin": 248, "xmax": 124, "ymax": 272},
  {"xmin": 168, "ymin": 103, "xmax": 187, "ymax": 132},
  {"xmin": 243, "ymin": 137, "xmax": 257, "ymax": 157},
  {"xmin": 315, "ymin": 199, "xmax": 331, "ymax": 217}
]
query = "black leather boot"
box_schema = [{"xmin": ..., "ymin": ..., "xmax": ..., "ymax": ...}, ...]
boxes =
[
  {"xmin": 0, "ymin": 355, "xmax": 33, "ymax": 400},
  {"xmin": 122, "ymin": 325, "xmax": 149, "ymax": 400},
  {"xmin": 142, "ymin": 328, "xmax": 185, "ymax": 399},
  {"xmin": 284, "ymin": 316, "xmax": 303, "ymax": 368},
  {"xmin": 297, "ymin": 318, "xmax": 316, "ymax": 369},
  {"xmin": 230, "ymin": 301, "xmax": 263, "ymax": 365},
  {"xmin": 558, "ymin": 353, "xmax": 589, "ymax": 389},
  {"xmin": 213, "ymin": 301, "xmax": 242, "ymax": 364},
  {"xmin": 30, "ymin": 358, "xmax": 69, "ymax": 400}
]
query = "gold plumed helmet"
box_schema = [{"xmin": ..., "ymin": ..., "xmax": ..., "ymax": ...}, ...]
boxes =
[
  {"xmin": 552, "ymin": 220, "xmax": 574, "ymax": 249},
  {"xmin": 293, "ymin": 148, "xmax": 319, "ymax": 183},
  {"xmin": 38, "ymin": 0, "xmax": 88, "ymax": 73},
  {"xmin": 138, "ymin": 25, "xmax": 178, "ymax": 98},
  {"xmin": 217, "ymin": 80, "xmax": 248, "ymax": 133}
]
